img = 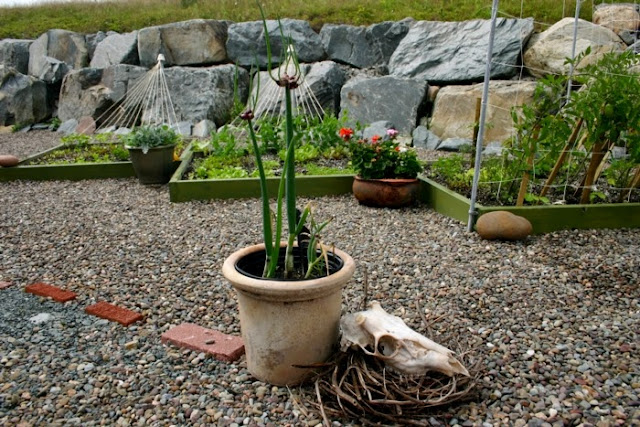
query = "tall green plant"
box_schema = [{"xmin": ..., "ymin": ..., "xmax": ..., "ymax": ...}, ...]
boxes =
[{"xmin": 240, "ymin": 6, "xmax": 324, "ymax": 279}]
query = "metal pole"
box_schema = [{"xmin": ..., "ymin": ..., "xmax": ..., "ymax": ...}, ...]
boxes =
[
  {"xmin": 565, "ymin": 0, "xmax": 582, "ymax": 100},
  {"xmin": 467, "ymin": 0, "xmax": 500, "ymax": 232}
]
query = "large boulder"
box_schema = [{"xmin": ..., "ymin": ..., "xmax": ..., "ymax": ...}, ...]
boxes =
[
  {"xmin": 164, "ymin": 64, "xmax": 249, "ymax": 126},
  {"xmin": 227, "ymin": 19, "xmax": 325, "ymax": 68},
  {"xmin": 340, "ymin": 75, "xmax": 428, "ymax": 134},
  {"xmin": 476, "ymin": 211, "xmax": 533, "ymax": 241},
  {"xmin": 593, "ymin": 3, "xmax": 639, "ymax": 44},
  {"xmin": 251, "ymin": 61, "xmax": 345, "ymax": 118},
  {"xmin": 28, "ymin": 29, "xmax": 88, "ymax": 83},
  {"xmin": 58, "ymin": 65, "xmax": 147, "ymax": 122},
  {"xmin": 90, "ymin": 31, "xmax": 139, "ymax": 68},
  {"xmin": 0, "ymin": 66, "xmax": 49, "ymax": 126},
  {"xmin": 320, "ymin": 21, "xmax": 409, "ymax": 69},
  {"xmin": 389, "ymin": 18, "xmax": 534, "ymax": 84},
  {"xmin": 138, "ymin": 19, "xmax": 228, "ymax": 68},
  {"xmin": 524, "ymin": 18, "xmax": 626, "ymax": 78},
  {"xmin": 0, "ymin": 39, "xmax": 32, "ymax": 75},
  {"xmin": 429, "ymin": 80, "xmax": 538, "ymax": 143}
]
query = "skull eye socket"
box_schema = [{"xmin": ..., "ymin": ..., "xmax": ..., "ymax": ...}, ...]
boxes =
[{"xmin": 377, "ymin": 335, "xmax": 398, "ymax": 356}]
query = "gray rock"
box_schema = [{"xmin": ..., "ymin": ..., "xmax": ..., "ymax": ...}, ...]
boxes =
[
  {"xmin": 593, "ymin": 4, "xmax": 640, "ymax": 38},
  {"xmin": 0, "ymin": 66, "xmax": 49, "ymax": 126},
  {"xmin": 164, "ymin": 64, "xmax": 249, "ymax": 126},
  {"xmin": 227, "ymin": 19, "xmax": 325, "ymax": 68},
  {"xmin": 362, "ymin": 120, "xmax": 395, "ymax": 141},
  {"xmin": 57, "ymin": 118, "xmax": 78, "ymax": 135},
  {"xmin": 627, "ymin": 39, "xmax": 640, "ymax": 53},
  {"xmin": 114, "ymin": 127, "xmax": 131, "ymax": 135},
  {"xmin": 412, "ymin": 125, "xmax": 441, "ymax": 150},
  {"xmin": 28, "ymin": 29, "xmax": 88, "ymax": 83},
  {"xmin": 429, "ymin": 80, "xmax": 537, "ymax": 143},
  {"xmin": 86, "ymin": 31, "xmax": 109, "ymax": 60},
  {"xmin": 437, "ymin": 137, "xmax": 472, "ymax": 152},
  {"xmin": 57, "ymin": 68, "xmax": 107, "ymax": 122},
  {"xmin": 482, "ymin": 141, "xmax": 505, "ymax": 156},
  {"xmin": 389, "ymin": 18, "xmax": 534, "ymax": 83},
  {"xmin": 172, "ymin": 121, "xmax": 192, "ymax": 136},
  {"xmin": 29, "ymin": 313, "xmax": 53, "ymax": 324},
  {"xmin": 0, "ymin": 39, "xmax": 32, "ymax": 75},
  {"xmin": 320, "ymin": 21, "xmax": 408, "ymax": 69},
  {"xmin": 90, "ymin": 31, "xmax": 139, "ymax": 68},
  {"xmin": 524, "ymin": 18, "xmax": 626, "ymax": 78},
  {"xmin": 57, "ymin": 65, "xmax": 147, "ymax": 122},
  {"xmin": 340, "ymin": 75, "xmax": 427, "ymax": 134},
  {"xmin": 138, "ymin": 19, "xmax": 228, "ymax": 68},
  {"xmin": 192, "ymin": 119, "xmax": 216, "ymax": 138}
]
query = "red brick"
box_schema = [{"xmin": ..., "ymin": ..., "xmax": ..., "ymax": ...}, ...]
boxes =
[
  {"xmin": 85, "ymin": 301, "xmax": 143, "ymax": 326},
  {"xmin": 0, "ymin": 281, "xmax": 13, "ymax": 290},
  {"xmin": 161, "ymin": 323, "xmax": 244, "ymax": 362},
  {"xmin": 25, "ymin": 282, "xmax": 77, "ymax": 302}
]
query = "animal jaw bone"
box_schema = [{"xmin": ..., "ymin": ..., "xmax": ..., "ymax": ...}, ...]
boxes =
[{"xmin": 340, "ymin": 301, "xmax": 469, "ymax": 377}]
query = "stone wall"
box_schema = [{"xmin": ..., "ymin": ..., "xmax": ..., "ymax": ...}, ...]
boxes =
[{"xmin": 0, "ymin": 3, "xmax": 638, "ymax": 147}]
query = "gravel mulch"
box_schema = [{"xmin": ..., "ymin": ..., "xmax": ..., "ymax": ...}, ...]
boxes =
[{"xmin": 0, "ymin": 130, "xmax": 639, "ymax": 426}]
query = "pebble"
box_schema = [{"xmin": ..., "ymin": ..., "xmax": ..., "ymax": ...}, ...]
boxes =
[{"xmin": 0, "ymin": 132, "xmax": 639, "ymax": 425}]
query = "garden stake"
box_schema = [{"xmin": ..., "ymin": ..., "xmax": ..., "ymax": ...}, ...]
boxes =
[
  {"xmin": 619, "ymin": 167, "xmax": 640, "ymax": 202},
  {"xmin": 579, "ymin": 138, "xmax": 615, "ymax": 204},
  {"xmin": 516, "ymin": 126, "xmax": 539, "ymax": 206},
  {"xmin": 540, "ymin": 117, "xmax": 583, "ymax": 198},
  {"xmin": 470, "ymin": 98, "xmax": 482, "ymax": 170}
]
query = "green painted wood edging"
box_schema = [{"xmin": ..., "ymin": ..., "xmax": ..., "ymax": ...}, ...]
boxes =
[
  {"xmin": 0, "ymin": 144, "xmax": 135, "ymax": 182},
  {"xmin": 169, "ymin": 150, "xmax": 354, "ymax": 202},
  {"xmin": 418, "ymin": 176, "xmax": 640, "ymax": 234}
]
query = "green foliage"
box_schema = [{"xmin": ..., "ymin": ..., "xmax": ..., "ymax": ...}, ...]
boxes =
[
  {"xmin": 34, "ymin": 141, "xmax": 130, "ymax": 165},
  {"xmin": 11, "ymin": 123, "xmax": 29, "ymax": 132},
  {"xmin": 603, "ymin": 158, "xmax": 637, "ymax": 189},
  {"xmin": 123, "ymin": 125, "xmax": 180, "ymax": 154},
  {"xmin": 61, "ymin": 133, "xmax": 91, "ymax": 148},
  {"xmin": 430, "ymin": 154, "xmax": 470, "ymax": 192},
  {"xmin": 49, "ymin": 117, "xmax": 61, "ymax": 131},
  {"xmin": 305, "ymin": 163, "xmax": 354, "ymax": 176},
  {"xmin": 0, "ymin": 0, "xmax": 593, "ymax": 40}
]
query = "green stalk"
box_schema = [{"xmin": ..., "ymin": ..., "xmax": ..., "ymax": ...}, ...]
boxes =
[
  {"xmin": 266, "ymin": 162, "xmax": 287, "ymax": 278},
  {"xmin": 246, "ymin": 119, "xmax": 275, "ymax": 276},
  {"xmin": 283, "ymin": 85, "xmax": 297, "ymax": 277}
]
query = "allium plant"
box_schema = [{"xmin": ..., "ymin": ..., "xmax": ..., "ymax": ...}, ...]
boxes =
[{"xmin": 240, "ymin": 6, "xmax": 331, "ymax": 279}]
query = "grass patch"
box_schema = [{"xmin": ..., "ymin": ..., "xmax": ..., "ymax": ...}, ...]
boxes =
[{"xmin": 1, "ymin": 0, "xmax": 594, "ymax": 39}]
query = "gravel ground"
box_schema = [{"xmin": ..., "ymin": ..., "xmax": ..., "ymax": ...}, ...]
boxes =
[{"xmin": 0, "ymin": 130, "xmax": 639, "ymax": 426}]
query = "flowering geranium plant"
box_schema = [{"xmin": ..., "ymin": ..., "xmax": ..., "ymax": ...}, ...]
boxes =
[{"xmin": 343, "ymin": 127, "xmax": 424, "ymax": 180}]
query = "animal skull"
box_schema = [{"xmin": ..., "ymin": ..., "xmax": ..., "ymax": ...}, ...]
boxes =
[{"xmin": 340, "ymin": 302, "xmax": 469, "ymax": 377}]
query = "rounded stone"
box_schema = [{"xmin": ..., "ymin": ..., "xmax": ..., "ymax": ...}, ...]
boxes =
[
  {"xmin": 476, "ymin": 211, "xmax": 533, "ymax": 240},
  {"xmin": 0, "ymin": 154, "xmax": 20, "ymax": 167}
]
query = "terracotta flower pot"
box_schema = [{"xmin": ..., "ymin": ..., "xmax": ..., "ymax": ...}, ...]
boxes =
[
  {"xmin": 352, "ymin": 176, "xmax": 420, "ymax": 208},
  {"xmin": 222, "ymin": 243, "xmax": 355, "ymax": 386}
]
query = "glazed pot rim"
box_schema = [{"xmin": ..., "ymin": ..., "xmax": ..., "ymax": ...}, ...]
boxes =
[
  {"xmin": 222, "ymin": 243, "xmax": 356, "ymax": 302},
  {"xmin": 125, "ymin": 143, "xmax": 176, "ymax": 151}
]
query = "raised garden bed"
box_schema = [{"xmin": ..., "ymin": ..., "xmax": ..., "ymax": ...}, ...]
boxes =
[
  {"xmin": 419, "ymin": 176, "xmax": 640, "ymax": 234},
  {"xmin": 0, "ymin": 143, "xmax": 136, "ymax": 182},
  {"xmin": 169, "ymin": 149, "xmax": 354, "ymax": 202}
]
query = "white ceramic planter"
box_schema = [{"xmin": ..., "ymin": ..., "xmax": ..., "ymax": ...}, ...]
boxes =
[{"xmin": 222, "ymin": 243, "xmax": 355, "ymax": 386}]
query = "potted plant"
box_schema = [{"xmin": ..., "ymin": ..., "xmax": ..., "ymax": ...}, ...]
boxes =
[
  {"xmin": 124, "ymin": 125, "xmax": 180, "ymax": 184},
  {"xmin": 344, "ymin": 127, "xmax": 424, "ymax": 207},
  {"xmin": 221, "ymin": 13, "xmax": 355, "ymax": 386}
]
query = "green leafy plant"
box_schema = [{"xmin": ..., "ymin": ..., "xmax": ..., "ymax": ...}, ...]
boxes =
[
  {"xmin": 61, "ymin": 133, "xmax": 92, "ymax": 148},
  {"xmin": 123, "ymin": 125, "xmax": 180, "ymax": 154},
  {"xmin": 346, "ymin": 128, "xmax": 424, "ymax": 179}
]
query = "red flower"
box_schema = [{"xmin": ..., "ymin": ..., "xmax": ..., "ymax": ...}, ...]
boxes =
[
  {"xmin": 339, "ymin": 127, "xmax": 354, "ymax": 140},
  {"xmin": 371, "ymin": 135, "xmax": 381, "ymax": 143}
]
